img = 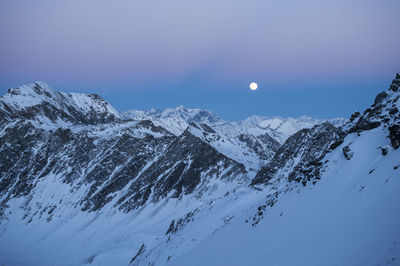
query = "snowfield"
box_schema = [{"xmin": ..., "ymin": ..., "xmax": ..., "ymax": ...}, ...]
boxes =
[{"xmin": 169, "ymin": 128, "xmax": 400, "ymax": 266}]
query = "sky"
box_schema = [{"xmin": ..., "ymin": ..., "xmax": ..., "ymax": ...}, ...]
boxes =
[{"xmin": 0, "ymin": 0, "xmax": 399, "ymax": 121}]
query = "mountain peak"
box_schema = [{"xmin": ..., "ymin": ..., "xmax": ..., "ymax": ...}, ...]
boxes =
[
  {"xmin": 3, "ymin": 82, "xmax": 61, "ymax": 109},
  {"xmin": 1, "ymin": 82, "xmax": 121, "ymax": 125},
  {"xmin": 7, "ymin": 81, "xmax": 53, "ymax": 95}
]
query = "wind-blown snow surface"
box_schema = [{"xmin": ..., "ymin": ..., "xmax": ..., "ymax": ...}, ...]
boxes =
[{"xmin": 168, "ymin": 128, "xmax": 400, "ymax": 266}]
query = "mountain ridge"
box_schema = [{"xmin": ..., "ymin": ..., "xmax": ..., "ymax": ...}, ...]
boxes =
[{"xmin": 0, "ymin": 74, "xmax": 399, "ymax": 265}]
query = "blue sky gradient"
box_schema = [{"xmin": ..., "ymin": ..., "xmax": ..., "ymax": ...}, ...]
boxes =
[{"xmin": 0, "ymin": 0, "xmax": 399, "ymax": 120}]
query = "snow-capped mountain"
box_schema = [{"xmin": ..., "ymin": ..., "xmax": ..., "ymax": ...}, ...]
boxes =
[
  {"xmin": 123, "ymin": 108, "xmax": 276, "ymax": 171},
  {"xmin": 0, "ymin": 82, "xmax": 121, "ymax": 127},
  {"xmin": 0, "ymin": 74, "xmax": 399, "ymax": 266},
  {"xmin": 123, "ymin": 106, "xmax": 346, "ymax": 143},
  {"xmin": 237, "ymin": 115, "xmax": 347, "ymax": 143},
  {"xmin": 121, "ymin": 106, "xmax": 345, "ymax": 171},
  {"xmin": 122, "ymin": 106, "xmax": 222, "ymax": 135}
]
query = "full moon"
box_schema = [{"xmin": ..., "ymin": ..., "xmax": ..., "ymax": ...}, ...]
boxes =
[{"xmin": 250, "ymin": 82, "xmax": 258, "ymax": 91}]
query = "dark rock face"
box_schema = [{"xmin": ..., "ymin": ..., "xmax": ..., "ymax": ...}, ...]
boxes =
[
  {"xmin": 379, "ymin": 146, "xmax": 389, "ymax": 156},
  {"xmin": 238, "ymin": 133, "xmax": 281, "ymax": 161},
  {"xmin": 251, "ymin": 122, "xmax": 342, "ymax": 185},
  {"xmin": 116, "ymin": 130, "xmax": 246, "ymax": 212},
  {"xmin": 350, "ymin": 118, "xmax": 381, "ymax": 132},
  {"xmin": 165, "ymin": 209, "xmax": 198, "ymax": 235},
  {"xmin": 0, "ymin": 119, "xmax": 173, "ymax": 216},
  {"xmin": 389, "ymin": 124, "xmax": 400, "ymax": 149},
  {"xmin": 389, "ymin": 107, "xmax": 399, "ymax": 115},
  {"xmin": 346, "ymin": 74, "xmax": 400, "ymax": 142},
  {"xmin": 389, "ymin": 73, "xmax": 400, "ymax": 92},
  {"xmin": 342, "ymin": 145, "xmax": 354, "ymax": 160},
  {"xmin": 374, "ymin": 91, "xmax": 388, "ymax": 106},
  {"xmin": 130, "ymin": 244, "xmax": 146, "ymax": 263},
  {"xmin": 349, "ymin": 112, "xmax": 361, "ymax": 122}
]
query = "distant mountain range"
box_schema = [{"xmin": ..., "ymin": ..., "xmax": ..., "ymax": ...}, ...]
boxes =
[
  {"xmin": 0, "ymin": 74, "xmax": 399, "ymax": 265},
  {"xmin": 122, "ymin": 106, "xmax": 346, "ymax": 142}
]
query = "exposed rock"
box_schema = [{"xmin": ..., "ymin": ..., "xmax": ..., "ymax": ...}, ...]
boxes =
[
  {"xmin": 342, "ymin": 145, "xmax": 354, "ymax": 160},
  {"xmin": 389, "ymin": 107, "xmax": 399, "ymax": 115},
  {"xmin": 379, "ymin": 146, "xmax": 389, "ymax": 156},
  {"xmin": 349, "ymin": 118, "xmax": 381, "ymax": 133},
  {"xmin": 165, "ymin": 209, "xmax": 199, "ymax": 235},
  {"xmin": 389, "ymin": 73, "xmax": 400, "ymax": 92},
  {"xmin": 349, "ymin": 112, "xmax": 361, "ymax": 122},
  {"xmin": 130, "ymin": 243, "xmax": 146, "ymax": 264},
  {"xmin": 346, "ymin": 74, "xmax": 400, "ymax": 135},
  {"xmin": 374, "ymin": 91, "xmax": 388, "ymax": 106},
  {"xmin": 252, "ymin": 122, "xmax": 342, "ymax": 185},
  {"xmin": 238, "ymin": 133, "xmax": 280, "ymax": 161},
  {"xmin": 389, "ymin": 124, "xmax": 400, "ymax": 149},
  {"xmin": 329, "ymin": 139, "xmax": 344, "ymax": 150},
  {"xmin": 369, "ymin": 169, "xmax": 375, "ymax": 174},
  {"xmin": 116, "ymin": 130, "xmax": 247, "ymax": 212}
]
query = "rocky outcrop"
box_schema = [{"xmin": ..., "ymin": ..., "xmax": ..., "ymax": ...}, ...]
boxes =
[
  {"xmin": 347, "ymin": 74, "xmax": 399, "ymax": 137},
  {"xmin": 389, "ymin": 124, "xmax": 400, "ymax": 149},
  {"xmin": 251, "ymin": 122, "xmax": 343, "ymax": 186},
  {"xmin": 252, "ymin": 73, "xmax": 400, "ymax": 187},
  {"xmin": 342, "ymin": 145, "xmax": 354, "ymax": 160},
  {"xmin": 389, "ymin": 73, "xmax": 400, "ymax": 92},
  {"xmin": 115, "ymin": 130, "xmax": 247, "ymax": 212},
  {"xmin": 238, "ymin": 133, "xmax": 280, "ymax": 161}
]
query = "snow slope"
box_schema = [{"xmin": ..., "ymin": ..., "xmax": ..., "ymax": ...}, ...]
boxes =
[{"xmin": 166, "ymin": 127, "xmax": 400, "ymax": 266}]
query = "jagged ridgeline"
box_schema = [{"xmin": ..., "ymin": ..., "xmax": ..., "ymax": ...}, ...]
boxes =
[
  {"xmin": 0, "ymin": 83, "xmax": 249, "ymax": 217},
  {"xmin": 0, "ymin": 81, "xmax": 346, "ymax": 219},
  {"xmin": 0, "ymin": 74, "xmax": 399, "ymax": 265},
  {"xmin": 252, "ymin": 74, "xmax": 400, "ymax": 187}
]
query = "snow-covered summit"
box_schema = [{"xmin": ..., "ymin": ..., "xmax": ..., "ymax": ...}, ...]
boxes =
[
  {"xmin": 122, "ymin": 106, "xmax": 223, "ymax": 135},
  {"xmin": 124, "ymin": 106, "xmax": 219, "ymax": 122},
  {"xmin": 0, "ymin": 82, "xmax": 121, "ymax": 125},
  {"xmin": 2, "ymin": 81, "xmax": 65, "ymax": 109},
  {"xmin": 123, "ymin": 106, "xmax": 346, "ymax": 143},
  {"xmin": 238, "ymin": 115, "xmax": 346, "ymax": 142}
]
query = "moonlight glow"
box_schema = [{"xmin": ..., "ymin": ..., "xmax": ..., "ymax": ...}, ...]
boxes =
[{"xmin": 250, "ymin": 82, "xmax": 258, "ymax": 91}]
